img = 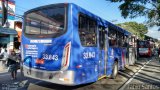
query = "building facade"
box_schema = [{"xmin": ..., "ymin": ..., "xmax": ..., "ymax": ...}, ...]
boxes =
[{"xmin": 0, "ymin": 0, "xmax": 18, "ymax": 54}]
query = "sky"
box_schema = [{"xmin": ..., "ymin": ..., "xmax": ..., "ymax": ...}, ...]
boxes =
[{"xmin": 14, "ymin": 0, "xmax": 160, "ymax": 40}]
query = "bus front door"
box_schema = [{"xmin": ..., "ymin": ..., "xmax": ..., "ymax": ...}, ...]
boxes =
[{"xmin": 98, "ymin": 26, "xmax": 107, "ymax": 78}]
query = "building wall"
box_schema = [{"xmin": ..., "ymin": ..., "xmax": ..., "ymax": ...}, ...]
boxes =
[
  {"xmin": 0, "ymin": 0, "xmax": 16, "ymax": 54},
  {"xmin": 0, "ymin": 0, "xmax": 15, "ymax": 28},
  {"xmin": 15, "ymin": 22, "xmax": 22, "ymax": 42}
]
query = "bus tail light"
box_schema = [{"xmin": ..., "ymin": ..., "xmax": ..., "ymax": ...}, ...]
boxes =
[{"xmin": 61, "ymin": 42, "xmax": 71, "ymax": 70}]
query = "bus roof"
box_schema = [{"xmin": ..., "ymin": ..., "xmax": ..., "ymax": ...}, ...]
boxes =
[
  {"xmin": 70, "ymin": 3, "xmax": 131, "ymax": 36},
  {"xmin": 24, "ymin": 3, "xmax": 131, "ymax": 36}
]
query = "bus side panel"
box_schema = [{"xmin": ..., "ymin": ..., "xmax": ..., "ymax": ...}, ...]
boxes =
[
  {"xmin": 107, "ymin": 47, "xmax": 125, "ymax": 76},
  {"xmin": 70, "ymin": 4, "xmax": 98, "ymax": 85},
  {"xmin": 114, "ymin": 48, "xmax": 122, "ymax": 70},
  {"xmin": 121, "ymin": 48, "xmax": 127, "ymax": 69},
  {"xmin": 100, "ymin": 50, "xmax": 105, "ymax": 76},
  {"xmin": 107, "ymin": 47, "xmax": 115, "ymax": 76},
  {"xmin": 122, "ymin": 48, "xmax": 127, "ymax": 67}
]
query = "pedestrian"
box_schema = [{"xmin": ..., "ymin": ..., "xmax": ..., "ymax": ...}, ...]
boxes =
[
  {"xmin": 1, "ymin": 49, "xmax": 9, "ymax": 69},
  {"xmin": 7, "ymin": 51, "xmax": 19, "ymax": 80},
  {"xmin": 0, "ymin": 47, "xmax": 5, "ymax": 59},
  {"xmin": 0, "ymin": 46, "xmax": 5, "ymax": 55}
]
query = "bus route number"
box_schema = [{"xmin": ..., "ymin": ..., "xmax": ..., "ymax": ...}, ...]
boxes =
[{"xmin": 42, "ymin": 54, "xmax": 58, "ymax": 61}]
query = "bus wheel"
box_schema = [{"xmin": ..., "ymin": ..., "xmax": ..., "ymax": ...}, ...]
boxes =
[{"xmin": 111, "ymin": 61, "xmax": 118, "ymax": 79}]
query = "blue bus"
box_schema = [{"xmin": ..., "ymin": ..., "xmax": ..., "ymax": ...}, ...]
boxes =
[{"xmin": 21, "ymin": 3, "xmax": 135, "ymax": 85}]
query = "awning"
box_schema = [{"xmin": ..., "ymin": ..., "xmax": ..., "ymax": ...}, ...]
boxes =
[{"xmin": 0, "ymin": 27, "xmax": 17, "ymax": 34}]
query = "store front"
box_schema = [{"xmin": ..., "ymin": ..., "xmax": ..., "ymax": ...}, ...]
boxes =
[{"xmin": 0, "ymin": 28, "xmax": 17, "ymax": 54}]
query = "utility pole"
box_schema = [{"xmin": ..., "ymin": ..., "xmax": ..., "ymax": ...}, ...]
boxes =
[{"xmin": 1, "ymin": 0, "xmax": 8, "ymax": 27}]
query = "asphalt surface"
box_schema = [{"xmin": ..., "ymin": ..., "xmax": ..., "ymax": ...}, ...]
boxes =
[{"xmin": 0, "ymin": 57, "xmax": 159, "ymax": 90}]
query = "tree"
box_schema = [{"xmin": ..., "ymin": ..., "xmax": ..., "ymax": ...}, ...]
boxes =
[
  {"xmin": 107, "ymin": 0, "xmax": 160, "ymax": 27},
  {"xmin": 117, "ymin": 22, "xmax": 148, "ymax": 39}
]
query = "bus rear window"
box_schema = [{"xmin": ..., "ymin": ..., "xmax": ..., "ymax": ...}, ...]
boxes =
[{"xmin": 25, "ymin": 7, "xmax": 66, "ymax": 37}]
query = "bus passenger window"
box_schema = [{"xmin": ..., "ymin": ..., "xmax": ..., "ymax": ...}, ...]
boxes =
[
  {"xmin": 123, "ymin": 35, "xmax": 128, "ymax": 47},
  {"xmin": 108, "ymin": 28, "xmax": 117, "ymax": 47},
  {"xmin": 78, "ymin": 14, "xmax": 97, "ymax": 47},
  {"xmin": 117, "ymin": 32, "xmax": 123, "ymax": 47}
]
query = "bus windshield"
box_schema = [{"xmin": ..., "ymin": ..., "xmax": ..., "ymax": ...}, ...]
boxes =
[{"xmin": 25, "ymin": 7, "xmax": 66, "ymax": 37}]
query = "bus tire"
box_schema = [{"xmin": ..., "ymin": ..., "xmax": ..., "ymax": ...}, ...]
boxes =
[{"xmin": 111, "ymin": 61, "xmax": 118, "ymax": 79}]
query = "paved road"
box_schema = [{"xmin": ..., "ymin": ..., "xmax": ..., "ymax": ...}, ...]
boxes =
[
  {"xmin": 0, "ymin": 57, "xmax": 159, "ymax": 90},
  {"xmin": 119, "ymin": 57, "xmax": 160, "ymax": 90}
]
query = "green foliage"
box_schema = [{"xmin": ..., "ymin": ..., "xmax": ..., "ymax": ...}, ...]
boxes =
[
  {"xmin": 117, "ymin": 22, "xmax": 148, "ymax": 39},
  {"xmin": 107, "ymin": 0, "xmax": 160, "ymax": 27}
]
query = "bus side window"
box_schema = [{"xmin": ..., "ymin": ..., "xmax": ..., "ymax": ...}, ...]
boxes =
[
  {"xmin": 98, "ymin": 26, "xmax": 105, "ymax": 49},
  {"xmin": 123, "ymin": 35, "xmax": 128, "ymax": 47},
  {"xmin": 117, "ymin": 31, "xmax": 123, "ymax": 47},
  {"xmin": 78, "ymin": 14, "xmax": 97, "ymax": 47},
  {"xmin": 108, "ymin": 28, "xmax": 117, "ymax": 47}
]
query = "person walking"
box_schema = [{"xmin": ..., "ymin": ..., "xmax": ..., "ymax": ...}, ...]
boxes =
[
  {"xmin": 0, "ymin": 47, "xmax": 5, "ymax": 59},
  {"xmin": 1, "ymin": 49, "xmax": 9, "ymax": 69},
  {"xmin": 7, "ymin": 51, "xmax": 19, "ymax": 80},
  {"xmin": 0, "ymin": 47, "xmax": 5, "ymax": 55}
]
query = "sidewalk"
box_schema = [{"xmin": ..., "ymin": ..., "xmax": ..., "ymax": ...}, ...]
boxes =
[
  {"xmin": 80, "ymin": 57, "xmax": 154, "ymax": 90},
  {"xmin": 121, "ymin": 57, "xmax": 155, "ymax": 77}
]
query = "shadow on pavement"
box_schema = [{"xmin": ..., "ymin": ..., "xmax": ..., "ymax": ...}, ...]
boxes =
[
  {"xmin": 141, "ymin": 69, "xmax": 160, "ymax": 74},
  {"xmin": 118, "ymin": 71, "xmax": 131, "ymax": 79},
  {"xmin": 144, "ymin": 66, "xmax": 160, "ymax": 71},
  {"xmin": 147, "ymin": 64, "xmax": 160, "ymax": 68},
  {"xmin": 135, "ymin": 62, "xmax": 144, "ymax": 66},
  {"xmin": 31, "ymin": 81, "xmax": 94, "ymax": 90},
  {"xmin": 138, "ymin": 72, "xmax": 160, "ymax": 81},
  {"xmin": 134, "ymin": 75, "xmax": 160, "ymax": 87}
]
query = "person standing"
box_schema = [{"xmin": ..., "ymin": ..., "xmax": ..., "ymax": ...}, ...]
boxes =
[
  {"xmin": 1, "ymin": 49, "xmax": 9, "ymax": 69},
  {"xmin": 0, "ymin": 46, "xmax": 5, "ymax": 55},
  {"xmin": 7, "ymin": 51, "xmax": 19, "ymax": 80}
]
